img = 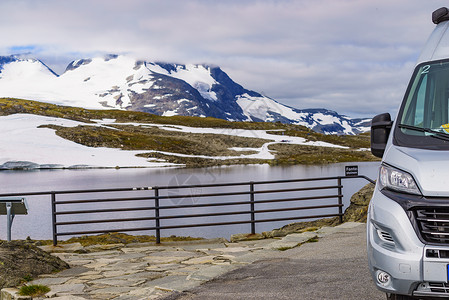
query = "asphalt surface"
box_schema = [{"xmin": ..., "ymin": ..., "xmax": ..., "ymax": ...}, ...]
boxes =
[{"xmin": 163, "ymin": 223, "xmax": 385, "ymax": 300}]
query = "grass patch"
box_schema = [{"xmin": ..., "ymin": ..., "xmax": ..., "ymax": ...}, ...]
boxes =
[
  {"xmin": 66, "ymin": 233, "xmax": 203, "ymax": 246},
  {"xmin": 18, "ymin": 284, "xmax": 50, "ymax": 297},
  {"xmin": 140, "ymin": 152, "xmax": 270, "ymax": 168},
  {"xmin": 306, "ymin": 237, "xmax": 319, "ymax": 243},
  {"xmin": 21, "ymin": 275, "xmax": 33, "ymax": 283},
  {"xmin": 277, "ymin": 246, "xmax": 294, "ymax": 251},
  {"xmin": 300, "ymin": 227, "xmax": 320, "ymax": 233},
  {"xmin": 29, "ymin": 232, "xmax": 204, "ymax": 247},
  {"xmin": 268, "ymin": 143, "xmax": 379, "ymax": 165}
]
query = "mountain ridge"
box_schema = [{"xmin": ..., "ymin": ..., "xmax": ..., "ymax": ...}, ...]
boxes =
[{"xmin": 0, "ymin": 54, "xmax": 370, "ymax": 135}]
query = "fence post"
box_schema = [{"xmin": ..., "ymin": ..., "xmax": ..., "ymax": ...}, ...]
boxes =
[
  {"xmin": 338, "ymin": 177, "xmax": 343, "ymax": 223},
  {"xmin": 154, "ymin": 187, "xmax": 161, "ymax": 244},
  {"xmin": 51, "ymin": 192, "xmax": 58, "ymax": 246},
  {"xmin": 250, "ymin": 182, "xmax": 255, "ymax": 234},
  {"xmin": 6, "ymin": 202, "xmax": 12, "ymax": 242}
]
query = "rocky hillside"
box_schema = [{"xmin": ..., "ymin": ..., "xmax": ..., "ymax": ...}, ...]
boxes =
[
  {"xmin": 0, "ymin": 54, "xmax": 370, "ymax": 135},
  {"xmin": 0, "ymin": 98, "xmax": 378, "ymax": 169},
  {"xmin": 0, "ymin": 240, "xmax": 69, "ymax": 289}
]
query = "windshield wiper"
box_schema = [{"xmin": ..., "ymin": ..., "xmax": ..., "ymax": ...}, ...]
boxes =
[{"xmin": 398, "ymin": 124, "xmax": 449, "ymax": 141}]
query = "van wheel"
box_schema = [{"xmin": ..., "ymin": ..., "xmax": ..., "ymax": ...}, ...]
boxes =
[{"xmin": 386, "ymin": 293, "xmax": 415, "ymax": 300}]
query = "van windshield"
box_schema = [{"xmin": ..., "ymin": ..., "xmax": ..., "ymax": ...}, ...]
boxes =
[{"xmin": 395, "ymin": 60, "xmax": 449, "ymax": 149}]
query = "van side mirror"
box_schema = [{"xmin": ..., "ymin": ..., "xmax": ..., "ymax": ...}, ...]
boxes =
[{"xmin": 371, "ymin": 113, "xmax": 393, "ymax": 158}]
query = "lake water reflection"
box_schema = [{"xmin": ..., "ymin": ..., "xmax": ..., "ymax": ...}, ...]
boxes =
[{"xmin": 0, "ymin": 162, "xmax": 379, "ymax": 240}]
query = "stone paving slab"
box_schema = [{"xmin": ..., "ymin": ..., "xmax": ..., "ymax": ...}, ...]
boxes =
[
  {"xmin": 315, "ymin": 220, "xmax": 362, "ymax": 236},
  {"xmin": 266, "ymin": 231, "xmax": 317, "ymax": 249},
  {"xmin": 0, "ymin": 222, "xmax": 364, "ymax": 300}
]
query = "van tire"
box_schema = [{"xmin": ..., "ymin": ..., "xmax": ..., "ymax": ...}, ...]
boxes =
[{"xmin": 386, "ymin": 293, "xmax": 415, "ymax": 300}]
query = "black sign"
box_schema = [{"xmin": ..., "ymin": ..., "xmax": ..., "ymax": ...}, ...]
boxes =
[{"xmin": 345, "ymin": 165, "xmax": 358, "ymax": 177}]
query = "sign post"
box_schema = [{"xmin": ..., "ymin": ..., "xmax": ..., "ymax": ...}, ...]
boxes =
[
  {"xmin": 345, "ymin": 165, "xmax": 359, "ymax": 177},
  {"xmin": 0, "ymin": 197, "xmax": 28, "ymax": 242}
]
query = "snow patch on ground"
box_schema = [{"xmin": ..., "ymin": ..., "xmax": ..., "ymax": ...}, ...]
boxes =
[
  {"xmin": 95, "ymin": 119, "xmax": 348, "ymax": 162},
  {"xmin": 134, "ymin": 122, "xmax": 347, "ymax": 149},
  {"xmin": 0, "ymin": 114, "xmax": 354, "ymax": 169},
  {"xmin": 0, "ymin": 114, "xmax": 175, "ymax": 169}
]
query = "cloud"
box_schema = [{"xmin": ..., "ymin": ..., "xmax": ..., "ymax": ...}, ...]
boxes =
[{"xmin": 0, "ymin": 0, "xmax": 448, "ymax": 118}]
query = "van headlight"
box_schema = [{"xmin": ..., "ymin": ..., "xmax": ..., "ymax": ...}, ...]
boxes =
[{"xmin": 379, "ymin": 164, "xmax": 421, "ymax": 195}]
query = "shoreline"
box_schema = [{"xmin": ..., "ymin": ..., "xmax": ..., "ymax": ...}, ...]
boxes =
[{"xmin": 0, "ymin": 162, "xmax": 182, "ymax": 171}]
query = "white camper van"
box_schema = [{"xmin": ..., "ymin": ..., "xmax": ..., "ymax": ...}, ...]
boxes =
[{"xmin": 368, "ymin": 7, "xmax": 449, "ymax": 300}]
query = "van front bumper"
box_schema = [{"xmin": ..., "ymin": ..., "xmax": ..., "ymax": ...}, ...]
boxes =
[{"xmin": 368, "ymin": 188, "xmax": 449, "ymax": 298}]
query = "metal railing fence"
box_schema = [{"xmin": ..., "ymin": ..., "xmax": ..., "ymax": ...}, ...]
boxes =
[{"xmin": 0, "ymin": 175, "xmax": 374, "ymax": 245}]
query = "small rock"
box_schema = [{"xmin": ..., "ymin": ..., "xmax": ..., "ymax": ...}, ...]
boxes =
[
  {"xmin": 1, "ymin": 287, "xmax": 30, "ymax": 300},
  {"xmin": 182, "ymin": 256, "xmax": 216, "ymax": 265},
  {"xmin": 229, "ymin": 233, "xmax": 264, "ymax": 242},
  {"xmin": 39, "ymin": 243, "xmax": 84, "ymax": 253},
  {"xmin": 84, "ymin": 244, "xmax": 124, "ymax": 252}
]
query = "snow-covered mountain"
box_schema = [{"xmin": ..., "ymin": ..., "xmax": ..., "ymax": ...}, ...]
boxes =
[{"xmin": 0, "ymin": 54, "xmax": 370, "ymax": 135}]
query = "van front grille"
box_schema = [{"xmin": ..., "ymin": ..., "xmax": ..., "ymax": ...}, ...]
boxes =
[
  {"xmin": 414, "ymin": 282, "xmax": 449, "ymax": 297},
  {"xmin": 377, "ymin": 230, "xmax": 395, "ymax": 243},
  {"xmin": 428, "ymin": 282, "xmax": 449, "ymax": 293},
  {"xmin": 416, "ymin": 208, "xmax": 449, "ymax": 244}
]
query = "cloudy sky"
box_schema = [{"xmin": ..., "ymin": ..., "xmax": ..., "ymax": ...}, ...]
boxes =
[{"xmin": 0, "ymin": 0, "xmax": 448, "ymax": 118}]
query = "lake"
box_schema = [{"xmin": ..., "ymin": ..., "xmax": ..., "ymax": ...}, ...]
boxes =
[{"xmin": 0, "ymin": 162, "xmax": 379, "ymax": 241}]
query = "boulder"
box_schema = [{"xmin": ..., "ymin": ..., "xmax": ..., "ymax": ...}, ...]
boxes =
[
  {"xmin": 0, "ymin": 241, "xmax": 69, "ymax": 289},
  {"xmin": 343, "ymin": 182, "xmax": 375, "ymax": 223}
]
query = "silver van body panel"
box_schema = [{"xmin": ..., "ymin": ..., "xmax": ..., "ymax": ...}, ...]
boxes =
[
  {"xmin": 383, "ymin": 145, "xmax": 449, "ymax": 197},
  {"xmin": 367, "ymin": 188, "xmax": 423, "ymax": 294},
  {"xmin": 418, "ymin": 21, "xmax": 449, "ymax": 64},
  {"xmin": 368, "ymin": 187, "xmax": 449, "ymax": 296}
]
